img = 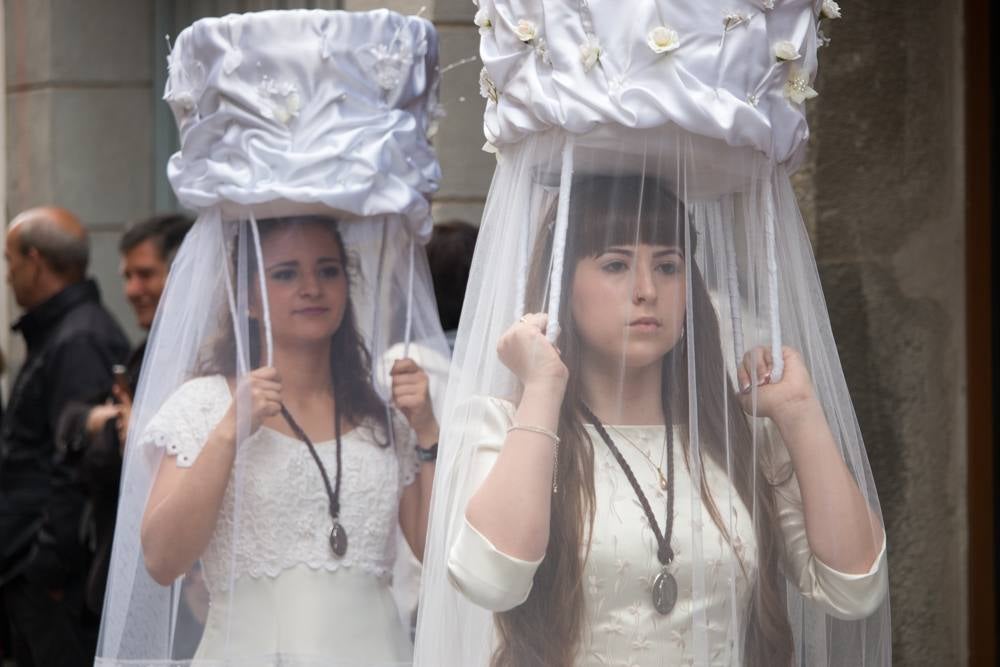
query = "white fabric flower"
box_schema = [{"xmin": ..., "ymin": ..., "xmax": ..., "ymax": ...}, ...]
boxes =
[
  {"xmin": 474, "ymin": 9, "xmax": 492, "ymax": 34},
  {"xmin": 479, "ymin": 67, "xmax": 498, "ymax": 103},
  {"xmin": 784, "ymin": 69, "xmax": 818, "ymax": 104},
  {"xmin": 821, "ymin": 0, "xmax": 842, "ymax": 19},
  {"xmin": 647, "ymin": 26, "xmax": 680, "ymax": 54},
  {"xmin": 579, "ymin": 33, "xmax": 602, "ymax": 71},
  {"xmin": 762, "ymin": 0, "xmax": 775, "ymax": 9},
  {"xmin": 774, "ymin": 40, "xmax": 801, "ymax": 61},
  {"xmin": 514, "ymin": 19, "xmax": 537, "ymax": 43}
]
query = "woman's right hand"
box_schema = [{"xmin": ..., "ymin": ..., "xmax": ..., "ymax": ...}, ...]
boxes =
[
  {"xmin": 497, "ymin": 313, "xmax": 568, "ymax": 389},
  {"xmin": 226, "ymin": 367, "xmax": 283, "ymax": 436}
]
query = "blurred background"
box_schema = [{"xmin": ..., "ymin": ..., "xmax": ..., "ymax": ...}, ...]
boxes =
[{"xmin": 1, "ymin": 1, "xmax": 994, "ymax": 664}]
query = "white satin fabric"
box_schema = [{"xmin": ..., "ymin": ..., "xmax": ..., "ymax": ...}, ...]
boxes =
[
  {"xmin": 165, "ymin": 9, "xmax": 441, "ymax": 240},
  {"xmin": 477, "ymin": 0, "xmax": 828, "ymax": 166}
]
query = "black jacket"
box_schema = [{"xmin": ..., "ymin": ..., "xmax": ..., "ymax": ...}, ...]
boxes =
[
  {"xmin": 0, "ymin": 280, "xmax": 130, "ymax": 586},
  {"xmin": 56, "ymin": 340, "xmax": 144, "ymax": 612}
]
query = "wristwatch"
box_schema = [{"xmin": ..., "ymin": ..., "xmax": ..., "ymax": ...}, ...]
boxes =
[{"xmin": 415, "ymin": 442, "xmax": 438, "ymax": 463}]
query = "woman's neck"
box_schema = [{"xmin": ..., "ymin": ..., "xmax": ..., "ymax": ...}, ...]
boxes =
[
  {"xmin": 579, "ymin": 355, "xmax": 664, "ymax": 426},
  {"xmin": 270, "ymin": 342, "xmax": 333, "ymax": 398}
]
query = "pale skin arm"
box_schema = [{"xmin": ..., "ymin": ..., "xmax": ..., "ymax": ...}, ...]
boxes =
[
  {"xmin": 393, "ymin": 358, "xmax": 439, "ymax": 561},
  {"xmin": 738, "ymin": 346, "xmax": 884, "ymax": 575},
  {"xmin": 141, "ymin": 368, "xmax": 282, "ymax": 585},
  {"xmin": 464, "ymin": 313, "xmax": 568, "ymax": 561}
]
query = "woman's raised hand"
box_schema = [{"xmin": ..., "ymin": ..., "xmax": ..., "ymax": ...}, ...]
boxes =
[
  {"xmin": 737, "ymin": 346, "xmax": 818, "ymax": 424},
  {"xmin": 229, "ymin": 367, "xmax": 283, "ymax": 435},
  {"xmin": 497, "ymin": 313, "xmax": 568, "ymax": 390},
  {"xmin": 390, "ymin": 358, "xmax": 439, "ymax": 447}
]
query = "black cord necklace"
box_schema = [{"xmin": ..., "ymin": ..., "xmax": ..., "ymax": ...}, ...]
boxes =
[
  {"xmin": 280, "ymin": 398, "xmax": 347, "ymax": 558},
  {"xmin": 580, "ymin": 402, "xmax": 677, "ymax": 615}
]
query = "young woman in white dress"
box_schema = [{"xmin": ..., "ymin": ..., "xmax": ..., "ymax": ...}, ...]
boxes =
[
  {"xmin": 139, "ymin": 217, "xmax": 437, "ymax": 663},
  {"xmin": 443, "ymin": 175, "xmax": 888, "ymax": 667}
]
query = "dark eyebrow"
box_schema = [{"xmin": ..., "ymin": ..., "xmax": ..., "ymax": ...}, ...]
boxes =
[
  {"xmin": 602, "ymin": 246, "xmax": 684, "ymax": 258},
  {"xmin": 266, "ymin": 256, "xmax": 342, "ymax": 271}
]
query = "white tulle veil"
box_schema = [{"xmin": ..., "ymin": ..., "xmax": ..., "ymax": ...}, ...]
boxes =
[
  {"xmin": 415, "ymin": 1, "xmax": 890, "ymax": 666},
  {"xmin": 95, "ymin": 9, "xmax": 449, "ymax": 666}
]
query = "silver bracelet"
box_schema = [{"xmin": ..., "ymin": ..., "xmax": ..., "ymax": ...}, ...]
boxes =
[
  {"xmin": 506, "ymin": 424, "xmax": 560, "ymax": 493},
  {"xmin": 506, "ymin": 424, "xmax": 560, "ymax": 444}
]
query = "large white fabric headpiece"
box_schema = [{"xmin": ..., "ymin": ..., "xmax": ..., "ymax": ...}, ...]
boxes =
[
  {"xmin": 476, "ymin": 0, "xmax": 840, "ymax": 166},
  {"xmin": 165, "ymin": 9, "xmax": 441, "ymax": 240}
]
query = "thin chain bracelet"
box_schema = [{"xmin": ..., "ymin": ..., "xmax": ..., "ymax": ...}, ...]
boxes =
[{"xmin": 506, "ymin": 424, "xmax": 560, "ymax": 493}]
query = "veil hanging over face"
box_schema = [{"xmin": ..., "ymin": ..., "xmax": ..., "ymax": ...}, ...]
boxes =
[
  {"xmin": 95, "ymin": 10, "xmax": 449, "ymax": 666},
  {"xmin": 415, "ymin": 1, "xmax": 890, "ymax": 666}
]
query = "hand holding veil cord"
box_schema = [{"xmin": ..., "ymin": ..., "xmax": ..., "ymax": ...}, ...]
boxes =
[
  {"xmin": 415, "ymin": 1, "xmax": 890, "ymax": 666},
  {"xmin": 95, "ymin": 9, "xmax": 450, "ymax": 667}
]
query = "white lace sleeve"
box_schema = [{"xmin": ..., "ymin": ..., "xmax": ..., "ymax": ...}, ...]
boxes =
[{"xmin": 138, "ymin": 375, "xmax": 231, "ymax": 468}]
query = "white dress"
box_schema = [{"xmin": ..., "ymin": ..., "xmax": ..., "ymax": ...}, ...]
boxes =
[
  {"xmin": 447, "ymin": 398, "xmax": 888, "ymax": 667},
  {"xmin": 141, "ymin": 375, "xmax": 418, "ymax": 666}
]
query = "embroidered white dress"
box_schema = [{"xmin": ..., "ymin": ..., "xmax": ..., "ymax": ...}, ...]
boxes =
[
  {"xmin": 142, "ymin": 375, "xmax": 418, "ymax": 664},
  {"xmin": 447, "ymin": 398, "xmax": 888, "ymax": 666}
]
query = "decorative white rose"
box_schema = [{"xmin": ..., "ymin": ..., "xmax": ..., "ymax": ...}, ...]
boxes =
[
  {"xmin": 784, "ymin": 69, "xmax": 818, "ymax": 104},
  {"xmin": 514, "ymin": 19, "xmax": 537, "ymax": 43},
  {"xmin": 579, "ymin": 33, "xmax": 602, "ymax": 72},
  {"xmin": 821, "ymin": 0, "xmax": 842, "ymax": 19},
  {"xmin": 474, "ymin": 9, "xmax": 493, "ymax": 34},
  {"xmin": 773, "ymin": 40, "xmax": 801, "ymax": 62},
  {"xmin": 762, "ymin": 0, "xmax": 775, "ymax": 9},
  {"xmin": 479, "ymin": 67, "xmax": 498, "ymax": 103},
  {"xmin": 647, "ymin": 25, "xmax": 680, "ymax": 54}
]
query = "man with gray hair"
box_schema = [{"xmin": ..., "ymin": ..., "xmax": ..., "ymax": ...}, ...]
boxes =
[{"xmin": 0, "ymin": 206, "xmax": 129, "ymax": 666}]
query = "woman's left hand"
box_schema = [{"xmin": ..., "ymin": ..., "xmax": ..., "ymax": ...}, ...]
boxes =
[
  {"xmin": 390, "ymin": 358, "xmax": 439, "ymax": 447},
  {"xmin": 737, "ymin": 346, "xmax": 818, "ymax": 424}
]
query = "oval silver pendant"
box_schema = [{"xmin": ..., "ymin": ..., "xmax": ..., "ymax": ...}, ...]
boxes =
[
  {"xmin": 329, "ymin": 522, "xmax": 348, "ymax": 557},
  {"xmin": 652, "ymin": 568, "xmax": 678, "ymax": 615}
]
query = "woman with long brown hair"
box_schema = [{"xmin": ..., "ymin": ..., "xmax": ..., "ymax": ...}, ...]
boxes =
[
  {"xmin": 415, "ymin": 1, "xmax": 892, "ymax": 662},
  {"xmin": 437, "ymin": 174, "xmax": 887, "ymax": 667},
  {"xmin": 95, "ymin": 9, "xmax": 449, "ymax": 666}
]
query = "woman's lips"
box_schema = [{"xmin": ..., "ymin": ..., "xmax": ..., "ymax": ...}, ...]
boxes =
[
  {"xmin": 293, "ymin": 307, "xmax": 330, "ymax": 316},
  {"xmin": 628, "ymin": 317, "xmax": 662, "ymax": 332}
]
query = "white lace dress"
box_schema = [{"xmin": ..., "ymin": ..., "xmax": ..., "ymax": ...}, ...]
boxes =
[
  {"xmin": 447, "ymin": 398, "xmax": 888, "ymax": 667},
  {"xmin": 141, "ymin": 375, "xmax": 419, "ymax": 665}
]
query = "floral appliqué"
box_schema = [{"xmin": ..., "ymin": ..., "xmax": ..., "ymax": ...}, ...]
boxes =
[
  {"xmin": 256, "ymin": 74, "xmax": 301, "ymax": 125},
  {"xmin": 647, "ymin": 25, "xmax": 681, "ymax": 54},
  {"xmin": 479, "ymin": 67, "xmax": 499, "ymax": 103},
  {"xmin": 784, "ymin": 68, "xmax": 818, "ymax": 104},
  {"xmin": 164, "ymin": 48, "xmax": 206, "ymax": 118}
]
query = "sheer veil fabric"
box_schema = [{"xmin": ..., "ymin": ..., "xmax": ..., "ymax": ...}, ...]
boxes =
[
  {"xmin": 415, "ymin": 1, "xmax": 889, "ymax": 666},
  {"xmin": 95, "ymin": 10, "xmax": 449, "ymax": 666}
]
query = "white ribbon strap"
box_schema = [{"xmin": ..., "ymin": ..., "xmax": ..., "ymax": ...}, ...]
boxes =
[
  {"xmin": 248, "ymin": 214, "xmax": 274, "ymax": 368},
  {"xmin": 546, "ymin": 137, "xmax": 576, "ymax": 343}
]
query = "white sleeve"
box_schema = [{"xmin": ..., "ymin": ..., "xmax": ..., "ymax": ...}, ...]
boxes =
[
  {"xmin": 138, "ymin": 375, "xmax": 231, "ymax": 468},
  {"xmin": 765, "ymin": 433, "xmax": 889, "ymax": 620},
  {"xmin": 445, "ymin": 396, "xmax": 544, "ymax": 612}
]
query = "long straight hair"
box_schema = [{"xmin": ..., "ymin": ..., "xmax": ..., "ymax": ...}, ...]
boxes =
[
  {"xmin": 491, "ymin": 175, "xmax": 793, "ymax": 667},
  {"xmin": 197, "ymin": 216, "xmax": 388, "ymax": 441}
]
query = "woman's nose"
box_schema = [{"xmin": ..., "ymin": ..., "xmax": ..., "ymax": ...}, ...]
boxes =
[
  {"xmin": 299, "ymin": 271, "xmax": 321, "ymax": 296},
  {"xmin": 632, "ymin": 263, "xmax": 657, "ymax": 304}
]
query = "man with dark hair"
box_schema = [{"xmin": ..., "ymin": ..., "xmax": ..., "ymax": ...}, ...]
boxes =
[
  {"xmin": 55, "ymin": 213, "xmax": 193, "ymax": 626},
  {"xmin": 426, "ymin": 220, "xmax": 479, "ymax": 350},
  {"xmin": 0, "ymin": 206, "xmax": 130, "ymax": 666}
]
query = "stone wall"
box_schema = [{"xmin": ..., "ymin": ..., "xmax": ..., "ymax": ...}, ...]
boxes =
[{"xmin": 811, "ymin": 2, "xmax": 967, "ymax": 664}]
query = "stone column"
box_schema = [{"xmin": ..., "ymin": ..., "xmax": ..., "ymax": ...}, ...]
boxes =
[{"xmin": 6, "ymin": 0, "xmax": 154, "ymax": 346}]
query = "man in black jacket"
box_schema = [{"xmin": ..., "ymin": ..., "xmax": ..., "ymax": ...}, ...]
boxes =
[
  {"xmin": 0, "ymin": 206, "xmax": 129, "ymax": 667},
  {"xmin": 56, "ymin": 214, "xmax": 192, "ymax": 620}
]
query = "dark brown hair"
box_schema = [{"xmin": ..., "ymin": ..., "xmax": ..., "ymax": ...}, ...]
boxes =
[
  {"xmin": 197, "ymin": 216, "xmax": 388, "ymax": 440},
  {"xmin": 491, "ymin": 174, "xmax": 793, "ymax": 667}
]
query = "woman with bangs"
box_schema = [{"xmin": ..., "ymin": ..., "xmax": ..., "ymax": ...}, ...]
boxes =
[{"xmin": 445, "ymin": 175, "xmax": 888, "ymax": 667}]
